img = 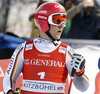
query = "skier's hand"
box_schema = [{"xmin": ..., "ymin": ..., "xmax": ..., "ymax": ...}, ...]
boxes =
[
  {"xmin": 71, "ymin": 53, "xmax": 85, "ymax": 76},
  {"xmin": 82, "ymin": 0, "xmax": 94, "ymax": 8}
]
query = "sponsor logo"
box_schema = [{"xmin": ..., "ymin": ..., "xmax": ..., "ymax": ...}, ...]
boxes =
[
  {"xmin": 59, "ymin": 46, "xmax": 66, "ymax": 54},
  {"xmin": 0, "ymin": 67, "xmax": 4, "ymax": 77},
  {"xmin": 58, "ymin": 87, "xmax": 63, "ymax": 90},
  {"xmin": 55, "ymin": 5, "xmax": 65, "ymax": 12},
  {"xmin": 24, "ymin": 59, "xmax": 65, "ymax": 67},
  {"xmin": 69, "ymin": 47, "xmax": 75, "ymax": 55},
  {"xmin": 39, "ymin": 11, "xmax": 47, "ymax": 13},
  {"xmin": 38, "ymin": 15, "xmax": 47, "ymax": 20},
  {"xmin": 55, "ymin": 5, "xmax": 63, "ymax": 9},
  {"xmin": 6, "ymin": 57, "xmax": 14, "ymax": 75},
  {"xmin": 21, "ymin": 80, "xmax": 64, "ymax": 93},
  {"xmin": 22, "ymin": 81, "xmax": 56, "ymax": 90},
  {"xmin": 38, "ymin": 54, "xmax": 50, "ymax": 57},
  {"xmin": 25, "ymin": 44, "xmax": 33, "ymax": 51}
]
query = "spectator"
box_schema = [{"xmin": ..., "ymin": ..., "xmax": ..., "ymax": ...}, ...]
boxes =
[
  {"xmin": 94, "ymin": 0, "xmax": 100, "ymax": 39},
  {"xmin": 59, "ymin": 0, "xmax": 74, "ymax": 38},
  {"xmin": 65, "ymin": 0, "xmax": 98, "ymax": 39},
  {"xmin": 29, "ymin": 0, "xmax": 47, "ymax": 38}
]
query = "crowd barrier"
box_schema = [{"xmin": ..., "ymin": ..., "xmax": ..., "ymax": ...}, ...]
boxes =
[{"xmin": 61, "ymin": 38, "xmax": 100, "ymax": 49}]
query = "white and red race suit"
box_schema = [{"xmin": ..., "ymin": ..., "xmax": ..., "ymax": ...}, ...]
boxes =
[{"xmin": 3, "ymin": 37, "xmax": 89, "ymax": 94}]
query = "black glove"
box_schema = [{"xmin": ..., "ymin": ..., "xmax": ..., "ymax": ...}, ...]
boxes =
[{"xmin": 71, "ymin": 53, "xmax": 85, "ymax": 76}]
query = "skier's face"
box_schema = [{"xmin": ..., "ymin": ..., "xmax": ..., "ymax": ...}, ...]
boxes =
[{"xmin": 49, "ymin": 23, "xmax": 65, "ymax": 40}]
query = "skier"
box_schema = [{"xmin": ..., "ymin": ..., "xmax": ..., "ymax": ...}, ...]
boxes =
[{"xmin": 3, "ymin": 2, "xmax": 89, "ymax": 94}]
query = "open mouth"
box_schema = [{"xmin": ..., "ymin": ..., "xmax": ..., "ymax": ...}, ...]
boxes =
[{"xmin": 58, "ymin": 30, "xmax": 62, "ymax": 33}]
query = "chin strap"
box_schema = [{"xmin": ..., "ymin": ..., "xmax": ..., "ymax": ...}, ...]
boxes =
[{"xmin": 45, "ymin": 31, "xmax": 60, "ymax": 46}]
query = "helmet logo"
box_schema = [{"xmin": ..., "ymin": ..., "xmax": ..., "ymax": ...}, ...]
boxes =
[
  {"xmin": 55, "ymin": 5, "xmax": 63, "ymax": 9},
  {"xmin": 38, "ymin": 15, "xmax": 47, "ymax": 20},
  {"xmin": 39, "ymin": 11, "xmax": 47, "ymax": 13}
]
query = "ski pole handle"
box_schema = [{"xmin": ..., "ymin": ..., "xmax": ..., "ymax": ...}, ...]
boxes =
[
  {"xmin": 71, "ymin": 68, "xmax": 76, "ymax": 77},
  {"xmin": 68, "ymin": 68, "xmax": 76, "ymax": 94}
]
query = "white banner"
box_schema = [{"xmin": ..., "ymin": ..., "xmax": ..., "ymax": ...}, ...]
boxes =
[
  {"xmin": 21, "ymin": 79, "xmax": 65, "ymax": 93},
  {"xmin": 71, "ymin": 45, "xmax": 100, "ymax": 94}
]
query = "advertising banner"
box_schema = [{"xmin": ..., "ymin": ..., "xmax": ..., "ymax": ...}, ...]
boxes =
[
  {"xmin": 0, "ymin": 59, "xmax": 23, "ymax": 94},
  {"xmin": 71, "ymin": 45, "xmax": 100, "ymax": 94}
]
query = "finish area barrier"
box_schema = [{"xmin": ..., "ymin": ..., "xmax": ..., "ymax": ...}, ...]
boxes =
[{"xmin": 0, "ymin": 59, "xmax": 23, "ymax": 93}]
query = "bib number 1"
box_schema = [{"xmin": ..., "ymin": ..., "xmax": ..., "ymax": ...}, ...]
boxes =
[{"xmin": 38, "ymin": 72, "xmax": 45, "ymax": 79}]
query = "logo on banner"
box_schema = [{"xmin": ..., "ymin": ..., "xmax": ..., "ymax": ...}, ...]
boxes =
[
  {"xmin": 21, "ymin": 80, "xmax": 65, "ymax": 93},
  {"xmin": 0, "ymin": 67, "xmax": 4, "ymax": 77}
]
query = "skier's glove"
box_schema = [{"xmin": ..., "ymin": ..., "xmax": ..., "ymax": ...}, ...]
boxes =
[
  {"xmin": 71, "ymin": 53, "xmax": 85, "ymax": 76},
  {"xmin": 7, "ymin": 88, "xmax": 19, "ymax": 94}
]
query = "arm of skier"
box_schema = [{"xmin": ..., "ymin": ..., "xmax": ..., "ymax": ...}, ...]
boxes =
[
  {"xmin": 3, "ymin": 43, "xmax": 25, "ymax": 94},
  {"xmin": 66, "ymin": 46, "xmax": 89, "ymax": 92}
]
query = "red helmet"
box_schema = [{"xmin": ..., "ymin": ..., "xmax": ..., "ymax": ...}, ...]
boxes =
[{"xmin": 34, "ymin": 2, "xmax": 67, "ymax": 33}]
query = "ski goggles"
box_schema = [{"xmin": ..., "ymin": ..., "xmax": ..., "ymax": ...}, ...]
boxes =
[{"xmin": 48, "ymin": 13, "xmax": 67, "ymax": 27}]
